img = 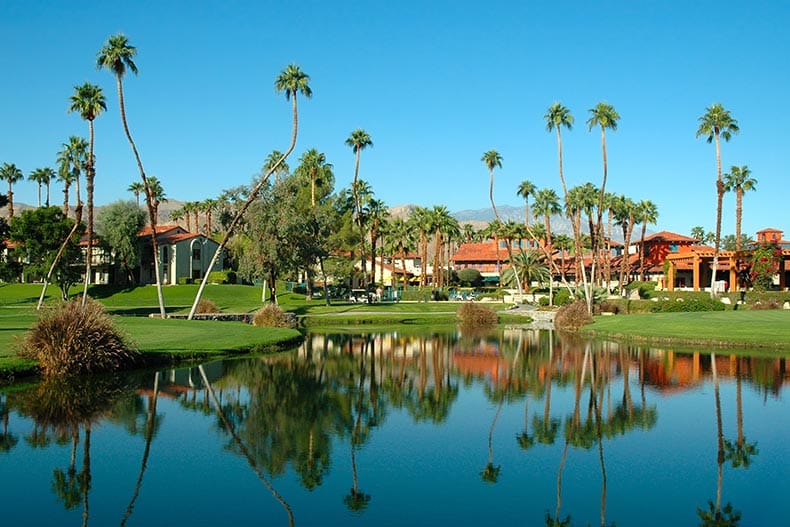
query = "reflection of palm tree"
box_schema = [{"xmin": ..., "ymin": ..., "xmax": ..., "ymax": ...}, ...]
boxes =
[
  {"xmin": 480, "ymin": 397, "xmax": 503, "ymax": 484},
  {"xmin": 696, "ymin": 354, "xmax": 742, "ymax": 526},
  {"xmin": 0, "ymin": 394, "xmax": 18, "ymax": 453},
  {"xmin": 120, "ymin": 371, "xmax": 161, "ymax": 526},
  {"xmin": 346, "ymin": 341, "xmax": 372, "ymax": 511},
  {"xmin": 198, "ymin": 366, "xmax": 295, "ymax": 526},
  {"xmin": 723, "ymin": 359, "xmax": 758, "ymax": 470}
]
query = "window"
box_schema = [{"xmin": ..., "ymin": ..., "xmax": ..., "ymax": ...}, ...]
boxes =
[{"xmin": 193, "ymin": 246, "xmax": 201, "ymax": 260}]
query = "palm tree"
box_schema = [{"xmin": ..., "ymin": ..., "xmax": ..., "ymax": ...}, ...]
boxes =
[
  {"xmin": 481, "ymin": 149, "xmax": 503, "ymax": 221},
  {"xmin": 383, "ymin": 217, "xmax": 415, "ymax": 291},
  {"xmin": 517, "ymin": 179, "xmax": 537, "ymax": 228},
  {"xmin": 544, "ymin": 103, "xmax": 574, "ymax": 203},
  {"xmin": 296, "ymin": 149, "xmax": 333, "ymax": 208},
  {"xmin": 0, "ymin": 163, "xmax": 23, "ymax": 219},
  {"xmin": 189, "ymin": 64, "xmax": 311, "ymax": 319},
  {"xmin": 502, "ymin": 250, "xmax": 549, "ymax": 292},
  {"xmin": 533, "ymin": 188, "xmax": 562, "ymax": 303},
  {"xmin": 28, "ymin": 168, "xmax": 52, "ymax": 207},
  {"xmin": 69, "ymin": 81, "xmax": 107, "ymax": 306},
  {"xmin": 365, "ymin": 198, "xmax": 390, "ymax": 286},
  {"xmin": 98, "ymin": 33, "xmax": 166, "ymax": 318},
  {"xmin": 56, "ymin": 136, "xmax": 88, "ymax": 218},
  {"xmin": 127, "ymin": 181, "xmax": 145, "ymax": 206},
  {"xmin": 345, "ymin": 129, "xmax": 373, "ymax": 219},
  {"xmin": 723, "ymin": 165, "xmax": 756, "ymax": 253},
  {"xmin": 587, "ymin": 102, "xmax": 620, "ymax": 261},
  {"xmin": 612, "ymin": 195, "xmax": 637, "ymax": 291},
  {"xmin": 263, "ymin": 149, "xmax": 290, "ymax": 182},
  {"xmin": 409, "ymin": 206, "xmax": 432, "ymax": 289},
  {"xmin": 201, "ymin": 198, "xmax": 218, "ymax": 234},
  {"xmin": 697, "ymin": 103, "xmax": 739, "ymax": 297},
  {"xmin": 636, "ymin": 200, "xmax": 659, "ymax": 281},
  {"xmin": 429, "ymin": 205, "xmax": 454, "ymax": 288}
]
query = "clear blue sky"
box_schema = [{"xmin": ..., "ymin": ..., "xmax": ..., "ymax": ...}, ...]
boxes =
[{"xmin": 1, "ymin": 0, "xmax": 788, "ymax": 238}]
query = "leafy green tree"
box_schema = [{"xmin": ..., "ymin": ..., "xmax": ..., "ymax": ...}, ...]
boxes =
[
  {"xmin": 457, "ymin": 268, "xmax": 483, "ymax": 287},
  {"xmin": 69, "ymin": 81, "xmax": 107, "ymax": 306},
  {"xmin": 96, "ymin": 200, "xmax": 147, "ymax": 284},
  {"xmin": 189, "ymin": 63, "xmax": 311, "ymax": 318},
  {"xmin": 722, "ymin": 165, "xmax": 756, "ymax": 253},
  {"xmin": 697, "ymin": 104, "xmax": 739, "ymax": 297},
  {"xmin": 98, "ymin": 33, "xmax": 166, "ymax": 317},
  {"xmin": 10, "ymin": 207, "xmax": 83, "ymax": 299},
  {"xmin": 0, "ymin": 163, "xmax": 23, "ymax": 219}
]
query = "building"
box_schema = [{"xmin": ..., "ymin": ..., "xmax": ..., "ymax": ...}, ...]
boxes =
[{"xmin": 138, "ymin": 225, "xmax": 223, "ymax": 285}]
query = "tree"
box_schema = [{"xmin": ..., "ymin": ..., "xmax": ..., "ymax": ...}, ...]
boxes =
[
  {"xmin": 29, "ymin": 168, "xmax": 55, "ymax": 207},
  {"xmin": 189, "ymin": 64, "xmax": 311, "ymax": 318},
  {"xmin": 365, "ymin": 198, "xmax": 390, "ymax": 286},
  {"xmin": 501, "ymin": 251, "xmax": 549, "ymax": 292},
  {"xmin": 10, "ymin": 207, "xmax": 83, "ymax": 299},
  {"xmin": 587, "ymin": 102, "xmax": 620, "ymax": 269},
  {"xmin": 722, "ymin": 165, "xmax": 756, "ymax": 253},
  {"xmin": 517, "ymin": 179, "xmax": 537, "ymax": 228},
  {"xmin": 0, "ymin": 163, "xmax": 23, "ymax": 219},
  {"xmin": 690, "ymin": 226, "xmax": 712, "ymax": 245},
  {"xmin": 697, "ymin": 104, "xmax": 739, "ymax": 297},
  {"xmin": 636, "ymin": 200, "xmax": 659, "ymax": 281},
  {"xmin": 96, "ymin": 200, "xmax": 146, "ymax": 284},
  {"xmin": 533, "ymin": 188, "xmax": 562, "ymax": 304},
  {"xmin": 612, "ymin": 195, "xmax": 637, "ymax": 291},
  {"xmin": 295, "ymin": 149, "xmax": 333, "ymax": 209},
  {"xmin": 127, "ymin": 181, "xmax": 145, "ymax": 206},
  {"xmin": 57, "ymin": 136, "xmax": 88, "ymax": 218},
  {"xmin": 263, "ymin": 150, "xmax": 290, "ymax": 182},
  {"xmin": 345, "ymin": 129, "xmax": 373, "ymax": 287},
  {"xmin": 69, "ymin": 81, "xmax": 107, "ymax": 306},
  {"xmin": 98, "ymin": 33, "xmax": 166, "ymax": 318},
  {"xmin": 409, "ymin": 206, "xmax": 432, "ymax": 289},
  {"xmin": 382, "ymin": 217, "xmax": 415, "ymax": 290}
]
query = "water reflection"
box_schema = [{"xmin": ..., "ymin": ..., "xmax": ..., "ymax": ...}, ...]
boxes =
[{"xmin": 2, "ymin": 329, "xmax": 790, "ymax": 525}]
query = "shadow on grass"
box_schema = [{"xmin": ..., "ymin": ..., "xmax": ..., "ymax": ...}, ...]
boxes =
[{"xmin": 86, "ymin": 284, "xmax": 140, "ymax": 300}]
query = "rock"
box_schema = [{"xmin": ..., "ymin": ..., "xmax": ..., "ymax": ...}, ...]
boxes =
[
  {"xmin": 721, "ymin": 297, "xmax": 731, "ymax": 305},
  {"xmin": 784, "ymin": 302, "xmax": 790, "ymax": 310}
]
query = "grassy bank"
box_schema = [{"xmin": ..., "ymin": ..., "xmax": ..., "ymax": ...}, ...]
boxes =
[{"xmin": 583, "ymin": 309, "xmax": 790, "ymax": 350}]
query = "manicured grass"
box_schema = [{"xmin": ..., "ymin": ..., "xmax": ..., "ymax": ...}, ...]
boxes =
[{"xmin": 584, "ymin": 309, "xmax": 790, "ymax": 349}]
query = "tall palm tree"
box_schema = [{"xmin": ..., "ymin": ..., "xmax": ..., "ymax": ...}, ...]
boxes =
[
  {"xmin": 0, "ymin": 163, "xmax": 23, "ymax": 219},
  {"xmin": 587, "ymin": 102, "xmax": 620, "ymax": 260},
  {"xmin": 97, "ymin": 33, "xmax": 166, "ymax": 317},
  {"xmin": 636, "ymin": 200, "xmax": 659, "ymax": 281},
  {"xmin": 612, "ymin": 195, "xmax": 637, "ymax": 292},
  {"xmin": 345, "ymin": 129, "xmax": 373, "ymax": 219},
  {"xmin": 429, "ymin": 205, "xmax": 454, "ymax": 288},
  {"xmin": 481, "ymin": 149, "xmax": 503, "ymax": 221},
  {"xmin": 723, "ymin": 165, "xmax": 756, "ymax": 253},
  {"xmin": 697, "ymin": 103, "xmax": 739, "ymax": 297},
  {"xmin": 365, "ymin": 198, "xmax": 390, "ymax": 286},
  {"xmin": 201, "ymin": 198, "xmax": 218, "ymax": 234},
  {"xmin": 544, "ymin": 103, "xmax": 574, "ymax": 203},
  {"xmin": 28, "ymin": 168, "xmax": 52, "ymax": 207},
  {"xmin": 383, "ymin": 217, "xmax": 415, "ymax": 291},
  {"xmin": 533, "ymin": 188, "xmax": 562, "ymax": 304},
  {"xmin": 69, "ymin": 81, "xmax": 106, "ymax": 306},
  {"xmin": 56, "ymin": 136, "xmax": 88, "ymax": 218},
  {"xmin": 189, "ymin": 64, "xmax": 311, "ymax": 319},
  {"xmin": 296, "ymin": 149, "xmax": 333, "ymax": 208},
  {"xmin": 127, "ymin": 181, "xmax": 145, "ymax": 206},
  {"xmin": 409, "ymin": 206, "xmax": 432, "ymax": 289},
  {"xmin": 517, "ymin": 179, "xmax": 536, "ymax": 228}
]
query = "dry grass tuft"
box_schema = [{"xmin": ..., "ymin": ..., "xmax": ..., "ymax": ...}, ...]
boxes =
[
  {"xmin": 252, "ymin": 303, "xmax": 295, "ymax": 328},
  {"xmin": 554, "ymin": 300, "xmax": 593, "ymax": 331},
  {"xmin": 18, "ymin": 298, "xmax": 140, "ymax": 376},
  {"xmin": 195, "ymin": 299, "xmax": 220, "ymax": 314},
  {"xmin": 457, "ymin": 302, "xmax": 498, "ymax": 328}
]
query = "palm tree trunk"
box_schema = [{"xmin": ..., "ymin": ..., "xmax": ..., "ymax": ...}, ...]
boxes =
[
  {"xmin": 37, "ymin": 205, "xmax": 83, "ymax": 310},
  {"xmin": 82, "ymin": 120, "xmax": 96, "ymax": 307},
  {"xmin": 63, "ymin": 184, "xmax": 70, "ymax": 217},
  {"xmin": 189, "ymin": 91, "xmax": 301, "ymax": 319},
  {"xmin": 710, "ymin": 132, "xmax": 723, "ymax": 298},
  {"xmin": 639, "ymin": 222, "xmax": 648, "ymax": 281},
  {"xmin": 115, "ymin": 75, "xmax": 166, "ymax": 318},
  {"xmin": 735, "ymin": 189, "xmax": 743, "ymax": 252}
]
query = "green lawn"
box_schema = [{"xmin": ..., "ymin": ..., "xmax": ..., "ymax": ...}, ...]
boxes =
[{"xmin": 584, "ymin": 309, "xmax": 790, "ymax": 349}]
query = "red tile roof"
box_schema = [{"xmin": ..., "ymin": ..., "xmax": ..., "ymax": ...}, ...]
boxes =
[
  {"xmin": 640, "ymin": 231, "xmax": 698, "ymax": 244},
  {"xmin": 452, "ymin": 242, "xmax": 503, "ymax": 263}
]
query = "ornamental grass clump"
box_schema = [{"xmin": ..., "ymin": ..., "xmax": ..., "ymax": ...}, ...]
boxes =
[
  {"xmin": 195, "ymin": 299, "xmax": 220, "ymax": 314},
  {"xmin": 19, "ymin": 298, "xmax": 139, "ymax": 376},
  {"xmin": 253, "ymin": 303, "xmax": 294, "ymax": 328},
  {"xmin": 457, "ymin": 302, "xmax": 498, "ymax": 328},
  {"xmin": 554, "ymin": 300, "xmax": 593, "ymax": 332}
]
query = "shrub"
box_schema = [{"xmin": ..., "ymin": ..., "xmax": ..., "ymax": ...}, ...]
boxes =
[
  {"xmin": 554, "ymin": 300, "xmax": 593, "ymax": 331},
  {"xmin": 401, "ymin": 288, "xmax": 431, "ymax": 302},
  {"xmin": 597, "ymin": 301, "xmax": 619, "ymax": 315},
  {"xmin": 457, "ymin": 302, "xmax": 498, "ymax": 328},
  {"xmin": 625, "ymin": 281, "xmax": 656, "ymax": 299},
  {"xmin": 457, "ymin": 268, "xmax": 484, "ymax": 287},
  {"xmin": 750, "ymin": 299, "xmax": 782, "ymax": 310},
  {"xmin": 253, "ymin": 303, "xmax": 295, "ymax": 328},
  {"xmin": 177, "ymin": 277, "xmax": 193, "ymax": 285},
  {"xmin": 208, "ymin": 270, "xmax": 237, "ymax": 284},
  {"xmin": 195, "ymin": 299, "xmax": 220, "ymax": 314},
  {"xmin": 538, "ymin": 296, "xmax": 550, "ymax": 307},
  {"xmin": 653, "ymin": 297, "xmax": 726, "ymax": 313},
  {"xmin": 554, "ymin": 288, "xmax": 572, "ymax": 306},
  {"xmin": 19, "ymin": 298, "xmax": 140, "ymax": 376}
]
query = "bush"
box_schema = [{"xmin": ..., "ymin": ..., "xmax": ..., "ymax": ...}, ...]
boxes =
[
  {"xmin": 457, "ymin": 302, "xmax": 498, "ymax": 327},
  {"xmin": 208, "ymin": 270, "xmax": 237, "ymax": 284},
  {"xmin": 19, "ymin": 298, "xmax": 140, "ymax": 376},
  {"xmin": 253, "ymin": 303, "xmax": 295, "ymax": 328},
  {"xmin": 538, "ymin": 296, "xmax": 550, "ymax": 307},
  {"xmin": 554, "ymin": 288, "xmax": 572, "ymax": 306},
  {"xmin": 401, "ymin": 288, "xmax": 432, "ymax": 302},
  {"xmin": 597, "ymin": 301, "xmax": 619, "ymax": 315},
  {"xmin": 750, "ymin": 299, "xmax": 782, "ymax": 310},
  {"xmin": 457, "ymin": 268, "xmax": 484, "ymax": 287},
  {"xmin": 177, "ymin": 277, "xmax": 193, "ymax": 285},
  {"xmin": 554, "ymin": 300, "xmax": 593, "ymax": 331},
  {"xmin": 625, "ymin": 281, "xmax": 656, "ymax": 299},
  {"xmin": 195, "ymin": 299, "xmax": 220, "ymax": 314},
  {"xmin": 653, "ymin": 297, "xmax": 726, "ymax": 313}
]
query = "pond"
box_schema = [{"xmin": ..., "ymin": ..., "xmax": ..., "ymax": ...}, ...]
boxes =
[{"xmin": 1, "ymin": 328, "xmax": 789, "ymax": 526}]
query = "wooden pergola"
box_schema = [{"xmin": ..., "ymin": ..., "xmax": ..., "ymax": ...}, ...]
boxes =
[{"xmin": 665, "ymin": 249, "xmax": 789, "ymax": 291}]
